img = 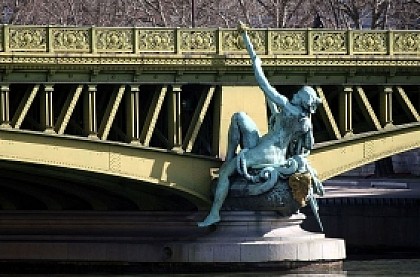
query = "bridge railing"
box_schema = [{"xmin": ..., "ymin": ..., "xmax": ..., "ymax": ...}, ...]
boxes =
[{"xmin": 0, "ymin": 25, "xmax": 419, "ymax": 56}]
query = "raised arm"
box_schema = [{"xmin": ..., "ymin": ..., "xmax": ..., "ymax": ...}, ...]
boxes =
[{"xmin": 239, "ymin": 24, "xmax": 288, "ymax": 109}]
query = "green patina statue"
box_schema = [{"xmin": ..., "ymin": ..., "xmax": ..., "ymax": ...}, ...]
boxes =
[{"xmin": 198, "ymin": 23, "xmax": 325, "ymax": 230}]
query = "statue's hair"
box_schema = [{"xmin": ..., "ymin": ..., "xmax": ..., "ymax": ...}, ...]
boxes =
[{"xmin": 292, "ymin": 86, "xmax": 322, "ymax": 106}]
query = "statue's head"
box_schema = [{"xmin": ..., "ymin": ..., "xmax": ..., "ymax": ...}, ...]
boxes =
[{"xmin": 291, "ymin": 86, "xmax": 322, "ymax": 114}]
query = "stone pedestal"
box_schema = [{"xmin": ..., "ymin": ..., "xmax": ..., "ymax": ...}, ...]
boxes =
[
  {"xmin": 167, "ymin": 211, "xmax": 346, "ymax": 269},
  {"xmin": 0, "ymin": 211, "xmax": 345, "ymax": 272}
]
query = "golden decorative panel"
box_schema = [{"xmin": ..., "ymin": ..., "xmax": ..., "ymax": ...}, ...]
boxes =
[
  {"xmin": 393, "ymin": 32, "xmax": 420, "ymax": 54},
  {"xmin": 138, "ymin": 29, "xmax": 175, "ymax": 52},
  {"xmin": 9, "ymin": 27, "xmax": 46, "ymax": 51},
  {"xmin": 311, "ymin": 31, "xmax": 347, "ymax": 53},
  {"xmin": 52, "ymin": 28, "xmax": 90, "ymax": 52},
  {"xmin": 180, "ymin": 30, "xmax": 216, "ymax": 53},
  {"xmin": 96, "ymin": 28, "xmax": 133, "ymax": 52},
  {"xmin": 221, "ymin": 30, "xmax": 265, "ymax": 53},
  {"xmin": 353, "ymin": 32, "xmax": 387, "ymax": 54},
  {"xmin": 270, "ymin": 30, "xmax": 306, "ymax": 54}
]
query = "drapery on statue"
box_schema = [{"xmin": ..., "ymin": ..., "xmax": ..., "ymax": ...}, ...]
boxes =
[{"xmin": 198, "ymin": 23, "xmax": 325, "ymax": 230}]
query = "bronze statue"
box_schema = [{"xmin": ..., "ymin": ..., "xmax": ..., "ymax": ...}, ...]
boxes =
[{"xmin": 198, "ymin": 23, "xmax": 324, "ymax": 230}]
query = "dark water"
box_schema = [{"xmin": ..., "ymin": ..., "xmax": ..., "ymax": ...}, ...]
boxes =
[{"xmin": 1, "ymin": 259, "xmax": 420, "ymax": 276}]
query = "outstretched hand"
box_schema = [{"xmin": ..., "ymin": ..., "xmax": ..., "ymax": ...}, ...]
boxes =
[{"xmin": 237, "ymin": 21, "xmax": 249, "ymax": 34}]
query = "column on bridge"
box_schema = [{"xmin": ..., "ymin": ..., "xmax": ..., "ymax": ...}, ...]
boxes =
[
  {"xmin": 40, "ymin": 84, "xmax": 55, "ymax": 133},
  {"xmin": 84, "ymin": 84, "xmax": 98, "ymax": 139},
  {"xmin": 339, "ymin": 86, "xmax": 353, "ymax": 137},
  {"xmin": 126, "ymin": 85, "xmax": 140, "ymax": 143},
  {"xmin": 168, "ymin": 85, "xmax": 183, "ymax": 152},
  {"xmin": 380, "ymin": 86, "xmax": 393, "ymax": 128},
  {"xmin": 0, "ymin": 84, "xmax": 10, "ymax": 128}
]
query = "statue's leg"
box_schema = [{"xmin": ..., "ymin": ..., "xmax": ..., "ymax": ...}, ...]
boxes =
[
  {"xmin": 226, "ymin": 112, "xmax": 260, "ymax": 161},
  {"xmin": 197, "ymin": 158, "xmax": 237, "ymax": 227}
]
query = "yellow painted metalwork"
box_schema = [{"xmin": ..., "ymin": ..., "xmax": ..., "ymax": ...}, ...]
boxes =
[
  {"xmin": 0, "ymin": 129, "xmax": 220, "ymax": 207},
  {"xmin": 310, "ymin": 123, "xmax": 420, "ymax": 180}
]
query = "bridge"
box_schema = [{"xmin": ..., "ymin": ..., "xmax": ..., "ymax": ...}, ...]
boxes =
[{"xmin": 0, "ymin": 25, "xmax": 419, "ymax": 213}]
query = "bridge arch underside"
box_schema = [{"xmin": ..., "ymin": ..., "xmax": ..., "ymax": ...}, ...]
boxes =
[
  {"xmin": 0, "ymin": 159, "xmax": 203, "ymax": 212},
  {"xmin": 0, "ymin": 80, "xmax": 419, "ymax": 209}
]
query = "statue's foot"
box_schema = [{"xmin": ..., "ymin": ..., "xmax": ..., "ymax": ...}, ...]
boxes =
[{"xmin": 197, "ymin": 214, "xmax": 221, "ymax": 227}]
